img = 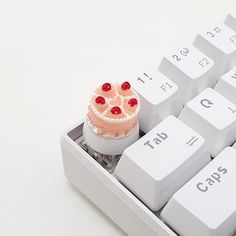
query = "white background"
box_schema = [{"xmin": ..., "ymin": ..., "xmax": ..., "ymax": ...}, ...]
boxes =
[{"xmin": 0, "ymin": 0, "xmax": 235, "ymax": 235}]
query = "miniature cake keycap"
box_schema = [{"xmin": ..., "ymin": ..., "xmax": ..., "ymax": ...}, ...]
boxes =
[
  {"xmin": 87, "ymin": 81, "xmax": 140, "ymax": 137},
  {"xmin": 83, "ymin": 81, "xmax": 141, "ymax": 171}
]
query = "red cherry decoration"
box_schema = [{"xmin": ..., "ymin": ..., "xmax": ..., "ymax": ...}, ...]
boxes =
[
  {"xmin": 121, "ymin": 81, "xmax": 131, "ymax": 90},
  {"xmin": 95, "ymin": 96, "xmax": 105, "ymax": 104},
  {"xmin": 111, "ymin": 106, "xmax": 122, "ymax": 115},
  {"xmin": 128, "ymin": 98, "xmax": 138, "ymax": 107},
  {"xmin": 102, "ymin": 83, "xmax": 111, "ymax": 92}
]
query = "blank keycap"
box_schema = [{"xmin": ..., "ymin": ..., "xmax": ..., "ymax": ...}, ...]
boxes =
[
  {"xmin": 194, "ymin": 24, "xmax": 236, "ymax": 76},
  {"xmin": 161, "ymin": 147, "xmax": 236, "ymax": 236},
  {"xmin": 215, "ymin": 66, "xmax": 236, "ymax": 104},
  {"xmin": 179, "ymin": 88, "xmax": 236, "ymax": 157},
  {"xmin": 114, "ymin": 116, "xmax": 210, "ymax": 211},
  {"xmin": 131, "ymin": 69, "xmax": 183, "ymax": 133},
  {"xmin": 159, "ymin": 46, "xmax": 215, "ymax": 103},
  {"xmin": 225, "ymin": 13, "xmax": 236, "ymax": 32}
]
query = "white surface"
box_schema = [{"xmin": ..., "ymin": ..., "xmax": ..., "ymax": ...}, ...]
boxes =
[
  {"xmin": 114, "ymin": 116, "xmax": 210, "ymax": 211},
  {"xmin": 179, "ymin": 88, "xmax": 236, "ymax": 157},
  {"xmin": 161, "ymin": 147, "xmax": 236, "ymax": 236},
  {"xmin": 0, "ymin": 0, "xmax": 235, "ymax": 235}
]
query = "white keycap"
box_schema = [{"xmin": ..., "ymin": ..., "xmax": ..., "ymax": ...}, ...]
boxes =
[
  {"xmin": 114, "ymin": 116, "xmax": 210, "ymax": 211},
  {"xmin": 161, "ymin": 147, "xmax": 236, "ymax": 236},
  {"xmin": 179, "ymin": 88, "xmax": 236, "ymax": 157},
  {"xmin": 194, "ymin": 24, "xmax": 236, "ymax": 76},
  {"xmin": 215, "ymin": 66, "xmax": 236, "ymax": 104},
  {"xmin": 159, "ymin": 46, "xmax": 215, "ymax": 103},
  {"xmin": 131, "ymin": 69, "xmax": 183, "ymax": 133},
  {"xmin": 225, "ymin": 13, "xmax": 236, "ymax": 32}
]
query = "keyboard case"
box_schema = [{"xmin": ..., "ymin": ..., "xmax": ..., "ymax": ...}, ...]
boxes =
[{"xmin": 61, "ymin": 120, "xmax": 177, "ymax": 236}]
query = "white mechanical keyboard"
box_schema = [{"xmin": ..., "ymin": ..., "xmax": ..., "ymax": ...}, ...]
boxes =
[{"xmin": 61, "ymin": 13, "xmax": 236, "ymax": 236}]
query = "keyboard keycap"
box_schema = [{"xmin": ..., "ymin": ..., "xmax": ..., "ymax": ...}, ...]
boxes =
[
  {"xmin": 225, "ymin": 13, "xmax": 236, "ymax": 32},
  {"xmin": 131, "ymin": 69, "xmax": 183, "ymax": 133},
  {"xmin": 179, "ymin": 88, "xmax": 236, "ymax": 157},
  {"xmin": 194, "ymin": 24, "xmax": 236, "ymax": 76},
  {"xmin": 215, "ymin": 66, "xmax": 236, "ymax": 104},
  {"xmin": 233, "ymin": 142, "xmax": 236, "ymax": 149},
  {"xmin": 159, "ymin": 46, "xmax": 215, "ymax": 103},
  {"xmin": 114, "ymin": 116, "xmax": 210, "ymax": 211},
  {"xmin": 161, "ymin": 147, "xmax": 236, "ymax": 236}
]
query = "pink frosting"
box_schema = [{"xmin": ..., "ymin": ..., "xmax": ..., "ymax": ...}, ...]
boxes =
[{"xmin": 87, "ymin": 82, "xmax": 140, "ymax": 137}]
